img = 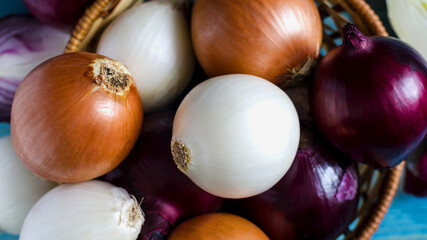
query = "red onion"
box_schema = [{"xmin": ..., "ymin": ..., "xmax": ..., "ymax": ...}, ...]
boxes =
[
  {"xmin": 237, "ymin": 121, "xmax": 359, "ymax": 240},
  {"xmin": 0, "ymin": 15, "xmax": 70, "ymax": 122},
  {"xmin": 312, "ymin": 23, "xmax": 427, "ymax": 168},
  {"xmin": 22, "ymin": 0, "xmax": 93, "ymax": 27},
  {"xmin": 103, "ymin": 111, "xmax": 224, "ymax": 240},
  {"xmin": 404, "ymin": 140, "xmax": 427, "ymax": 196}
]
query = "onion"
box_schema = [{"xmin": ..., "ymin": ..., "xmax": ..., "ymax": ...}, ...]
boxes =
[
  {"xmin": 0, "ymin": 15, "xmax": 70, "ymax": 122},
  {"xmin": 103, "ymin": 111, "xmax": 224, "ymax": 240},
  {"xmin": 404, "ymin": 139, "xmax": 427, "ymax": 196},
  {"xmin": 237, "ymin": 121, "xmax": 359, "ymax": 240},
  {"xmin": 11, "ymin": 52, "xmax": 143, "ymax": 183},
  {"xmin": 20, "ymin": 180, "xmax": 143, "ymax": 240},
  {"xmin": 191, "ymin": 0, "xmax": 322, "ymax": 85},
  {"xmin": 312, "ymin": 23, "xmax": 427, "ymax": 168},
  {"xmin": 0, "ymin": 133, "xmax": 56, "ymax": 235},
  {"xmin": 387, "ymin": 0, "xmax": 427, "ymax": 61},
  {"xmin": 97, "ymin": 0, "xmax": 195, "ymax": 112},
  {"xmin": 171, "ymin": 74, "xmax": 300, "ymax": 198},
  {"xmin": 22, "ymin": 0, "xmax": 93, "ymax": 27},
  {"xmin": 167, "ymin": 213, "xmax": 269, "ymax": 240},
  {"xmin": 285, "ymin": 86, "xmax": 312, "ymax": 122}
]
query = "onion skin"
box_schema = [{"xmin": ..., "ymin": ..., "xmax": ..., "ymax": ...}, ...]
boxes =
[
  {"xmin": 191, "ymin": 0, "xmax": 322, "ymax": 85},
  {"xmin": 404, "ymin": 166, "xmax": 427, "ymax": 197},
  {"xmin": 0, "ymin": 15, "xmax": 70, "ymax": 122},
  {"xmin": 11, "ymin": 52, "xmax": 143, "ymax": 183},
  {"xmin": 22, "ymin": 0, "xmax": 93, "ymax": 27},
  {"xmin": 103, "ymin": 112, "xmax": 224, "ymax": 240},
  {"xmin": 312, "ymin": 24, "xmax": 427, "ymax": 168},
  {"xmin": 167, "ymin": 213, "xmax": 269, "ymax": 240},
  {"xmin": 404, "ymin": 143, "xmax": 427, "ymax": 197},
  {"xmin": 96, "ymin": 0, "xmax": 195, "ymax": 112},
  {"xmin": 237, "ymin": 121, "xmax": 359, "ymax": 240}
]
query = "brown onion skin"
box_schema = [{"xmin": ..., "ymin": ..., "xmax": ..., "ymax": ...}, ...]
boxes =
[
  {"xmin": 191, "ymin": 0, "xmax": 322, "ymax": 85},
  {"xmin": 11, "ymin": 52, "xmax": 143, "ymax": 183},
  {"xmin": 167, "ymin": 213, "xmax": 269, "ymax": 240}
]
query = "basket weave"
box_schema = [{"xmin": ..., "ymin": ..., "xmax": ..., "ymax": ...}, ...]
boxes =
[{"xmin": 65, "ymin": 0, "xmax": 405, "ymax": 239}]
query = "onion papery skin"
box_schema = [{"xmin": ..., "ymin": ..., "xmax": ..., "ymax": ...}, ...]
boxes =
[
  {"xmin": 191, "ymin": 0, "xmax": 322, "ymax": 85},
  {"xmin": 171, "ymin": 74, "xmax": 300, "ymax": 199},
  {"xmin": 11, "ymin": 52, "xmax": 143, "ymax": 183},
  {"xmin": 97, "ymin": 0, "xmax": 195, "ymax": 112},
  {"xmin": 22, "ymin": 0, "xmax": 94, "ymax": 27},
  {"xmin": 103, "ymin": 112, "xmax": 224, "ymax": 240},
  {"xmin": 0, "ymin": 134, "xmax": 56, "ymax": 234},
  {"xmin": 312, "ymin": 24, "xmax": 427, "ymax": 168},
  {"xmin": 238, "ymin": 122, "xmax": 359, "ymax": 240},
  {"xmin": 167, "ymin": 213, "xmax": 269, "ymax": 240},
  {"xmin": 20, "ymin": 180, "xmax": 144, "ymax": 240},
  {"xmin": 0, "ymin": 15, "xmax": 70, "ymax": 122}
]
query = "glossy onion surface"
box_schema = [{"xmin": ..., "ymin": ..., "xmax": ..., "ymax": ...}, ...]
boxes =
[
  {"xmin": 312, "ymin": 24, "xmax": 427, "ymax": 168},
  {"xmin": 11, "ymin": 52, "xmax": 143, "ymax": 183},
  {"xmin": 191, "ymin": 0, "xmax": 322, "ymax": 85},
  {"xmin": 171, "ymin": 74, "xmax": 300, "ymax": 198}
]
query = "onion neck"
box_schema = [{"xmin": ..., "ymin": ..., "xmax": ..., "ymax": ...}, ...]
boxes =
[{"xmin": 342, "ymin": 23, "xmax": 370, "ymax": 54}]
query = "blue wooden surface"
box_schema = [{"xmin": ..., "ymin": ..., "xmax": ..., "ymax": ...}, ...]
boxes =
[
  {"xmin": 372, "ymin": 189, "xmax": 427, "ymax": 239},
  {"xmin": 1, "ymin": 0, "xmax": 426, "ymax": 239}
]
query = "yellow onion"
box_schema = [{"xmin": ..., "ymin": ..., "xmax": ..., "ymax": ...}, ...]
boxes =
[
  {"xmin": 191, "ymin": 0, "xmax": 322, "ymax": 86},
  {"xmin": 167, "ymin": 213, "xmax": 269, "ymax": 240},
  {"xmin": 11, "ymin": 52, "xmax": 143, "ymax": 183}
]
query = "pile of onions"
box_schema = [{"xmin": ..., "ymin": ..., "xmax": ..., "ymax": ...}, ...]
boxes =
[
  {"xmin": 103, "ymin": 112, "xmax": 224, "ymax": 240},
  {"xmin": 97, "ymin": 0, "xmax": 195, "ymax": 112},
  {"xmin": 237, "ymin": 121, "xmax": 359, "ymax": 240},
  {"xmin": 0, "ymin": 15, "xmax": 70, "ymax": 122},
  {"xmin": 22, "ymin": 0, "xmax": 94, "ymax": 27},
  {"xmin": 168, "ymin": 213, "xmax": 269, "ymax": 240},
  {"xmin": 191, "ymin": 0, "xmax": 322, "ymax": 85},
  {"xmin": 11, "ymin": 52, "xmax": 143, "ymax": 183},
  {"xmin": 312, "ymin": 23, "xmax": 427, "ymax": 168},
  {"xmin": 171, "ymin": 74, "xmax": 300, "ymax": 198}
]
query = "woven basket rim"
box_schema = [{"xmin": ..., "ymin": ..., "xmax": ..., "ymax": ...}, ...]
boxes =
[{"xmin": 64, "ymin": 0, "xmax": 405, "ymax": 239}]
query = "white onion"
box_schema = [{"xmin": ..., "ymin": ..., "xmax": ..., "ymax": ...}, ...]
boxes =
[
  {"xmin": 171, "ymin": 74, "xmax": 300, "ymax": 199},
  {"xmin": 20, "ymin": 180, "xmax": 144, "ymax": 240},
  {"xmin": 387, "ymin": 0, "xmax": 427, "ymax": 60},
  {"xmin": 0, "ymin": 134, "xmax": 56, "ymax": 235},
  {"xmin": 97, "ymin": 0, "xmax": 194, "ymax": 112}
]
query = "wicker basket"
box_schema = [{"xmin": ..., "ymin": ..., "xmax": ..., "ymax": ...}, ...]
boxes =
[{"xmin": 65, "ymin": 0, "xmax": 405, "ymax": 239}]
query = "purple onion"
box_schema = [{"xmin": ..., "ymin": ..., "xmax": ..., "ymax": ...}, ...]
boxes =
[
  {"xmin": 312, "ymin": 23, "xmax": 427, "ymax": 168},
  {"xmin": 0, "ymin": 15, "xmax": 70, "ymax": 122},
  {"xmin": 404, "ymin": 139, "xmax": 427, "ymax": 196},
  {"xmin": 102, "ymin": 111, "xmax": 224, "ymax": 240},
  {"xmin": 237, "ymin": 121, "xmax": 359, "ymax": 240},
  {"xmin": 22, "ymin": 0, "xmax": 93, "ymax": 27}
]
